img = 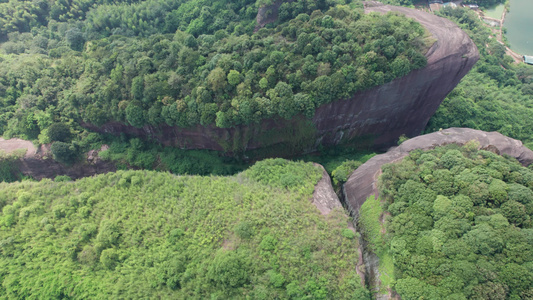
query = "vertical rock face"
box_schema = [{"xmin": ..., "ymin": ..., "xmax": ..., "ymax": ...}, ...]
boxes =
[
  {"xmin": 311, "ymin": 163, "xmax": 343, "ymax": 215},
  {"xmin": 82, "ymin": 3, "xmax": 479, "ymax": 156},
  {"xmin": 343, "ymin": 128, "xmax": 533, "ymax": 299},
  {"xmin": 313, "ymin": 2, "xmax": 479, "ymax": 149},
  {"xmin": 255, "ymin": 0, "xmax": 293, "ymax": 31}
]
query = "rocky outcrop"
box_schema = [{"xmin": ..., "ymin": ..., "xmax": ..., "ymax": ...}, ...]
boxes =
[
  {"xmin": 343, "ymin": 128, "xmax": 533, "ymax": 217},
  {"xmin": 311, "ymin": 163, "xmax": 343, "ymax": 215},
  {"xmin": 17, "ymin": 155, "xmax": 116, "ymax": 181},
  {"xmin": 0, "ymin": 138, "xmax": 116, "ymax": 180},
  {"xmin": 310, "ymin": 164, "xmax": 366, "ymax": 287},
  {"xmin": 83, "ymin": 3, "xmax": 478, "ymax": 157},
  {"xmin": 254, "ymin": 0, "xmax": 294, "ymax": 31},
  {"xmin": 344, "ymin": 128, "xmax": 533, "ymax": 300}
]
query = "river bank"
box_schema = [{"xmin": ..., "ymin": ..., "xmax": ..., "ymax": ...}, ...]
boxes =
[
  {"xmin": 475, "ymin": 2, "xmax": 523, "ymax": 63},
  {"xmin": 503, "ymin": 0, "xmax": 533, "ymax": 56}
]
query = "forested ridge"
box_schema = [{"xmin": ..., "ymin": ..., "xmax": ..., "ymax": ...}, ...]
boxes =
[
  {"xmin": 0, "ymin": 0, "xmax": 428, "ymax": 151},
  {"xmin": 359, "ymin": 144, "xmax": 533, "ymax": 299},
  {"xmin": 0, "ymin": 159, "xmax": 370, "ymax": 299}
]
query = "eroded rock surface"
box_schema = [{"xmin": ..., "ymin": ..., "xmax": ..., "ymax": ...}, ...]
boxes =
[
  {"xmin": 0, "ymin": 138, "xmax": 37, "ymax": 158},
  {"xmin": 343, "ymin": 128, "xmax": 533, "ymax": 217},
  {"xmin": 311, "ymin": 163, "xmax": 342, "ymax": 215},
  {"xmin": 313, "ymin": 2, "xmax": 479, "ymax": 147},
  {"xmin": 255, "ymin": 0, "xmax": 293, "ymax": 31}
]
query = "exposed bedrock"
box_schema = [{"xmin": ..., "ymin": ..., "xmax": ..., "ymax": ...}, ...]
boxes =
[
  {"xmin": 343, "ymin": 128, "xmax": 533, "ymax": 218},
  {"xmin": 311, "ymin": 163, "xmax": 343, "ymax": 215},
  {"xmin": 254, "ymin": 0, "xmax": 294, "ymax": 31},
  {"xmin": 0, "ymin": 138, "xmax": 116, "ymax": 180},
  {"xmin": 83, "ymin": 3, "xmax": 478, "ymax": 156},
  {"xmin": 315, "ymin": 2, "xmax": 479, "ymax": 148}
]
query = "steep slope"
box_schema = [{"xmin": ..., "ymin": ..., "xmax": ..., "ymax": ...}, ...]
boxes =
[
  {"xmin": 344, "ymin": 128, "xmax": 533, "ymax": 299},
  {"xmin": 0, "ymin": 138, "xmax": 115, "ymax": 180},
  {"xmin": 313, "ymin": 2, "xmax": 479, "ymax": 147},
  {"xmin": 359, "ymin": 142, "xmax": 533, "ymax": 299}
]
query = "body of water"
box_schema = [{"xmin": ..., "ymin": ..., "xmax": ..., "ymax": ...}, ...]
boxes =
[{"xmin": 504, "ymin": 0, "xmax": 533, "ymax": 56}]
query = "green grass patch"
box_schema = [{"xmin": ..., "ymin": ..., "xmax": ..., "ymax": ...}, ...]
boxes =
[
  {"xmin": 377, "ymin": 250, "xmax": 394, "ymax": 294},
  {"xmin": 358, "ymin": 195, "xmax": 385, "ymax": 254}
]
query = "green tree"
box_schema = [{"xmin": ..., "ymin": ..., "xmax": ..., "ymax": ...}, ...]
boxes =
[
  {"xmin": 46, "ymin": 123, "xmax": 71, "ymax": 142},
  {"xmin": 227, "ymin": 70, "xmax": 241, "ymax": 86},
  {"xmin": 126, "ymin": 102, "xmax": 145, "ymax": 128},
  {"xmin": 207, "ymin": 67, "xmax": 227, "ymax": 92},
  {"xmin": 50, "ymin": 142, "xmax": 77, "ymax": 164}
]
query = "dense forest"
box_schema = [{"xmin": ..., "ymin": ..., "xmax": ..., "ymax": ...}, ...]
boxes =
[
  {"xmin": 0, "ymin": 0, "xmax": 428, "ymax": 151},
  {"xmin": 359, "ymin": 144, "xmax": 533, "ymax": 299},
  {"xmin": 0, "ymin": 159, "xmax": 370, "ymax": 299}
]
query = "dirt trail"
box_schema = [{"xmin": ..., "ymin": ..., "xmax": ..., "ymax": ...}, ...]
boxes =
[
  {"xmin": 477, "ymin": 6, "xmax": 523, "ymax": 63},
  {"xmin": 0, "ymin": 138, "xmax": 38, "ymax": 158}
]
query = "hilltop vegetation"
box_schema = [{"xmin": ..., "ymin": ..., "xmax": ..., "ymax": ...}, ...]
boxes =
[
  {"xmin": 0, "ymin": 159, "xmax": 369, "ymax": 299},
  {"xmin": 0, "ymin": 0, "xmax": 428, "ymax": 153},
  {"xmin": 359, "ymin": 144, "xmax": 533, "ymax": 299}
]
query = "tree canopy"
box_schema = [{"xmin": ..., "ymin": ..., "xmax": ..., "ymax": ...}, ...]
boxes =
[
  {"xmin": 364, "ymin": 144, "xmax": 533, "ymax": 299},
  {"xmin": 0, "ymin": 0, "xmax": 428, "ymax": 144}
]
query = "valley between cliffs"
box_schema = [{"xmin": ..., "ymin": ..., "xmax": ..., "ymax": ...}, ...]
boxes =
[{"xmin": 83, "ymin": 2, "xmax": 479, "ymax": 156}]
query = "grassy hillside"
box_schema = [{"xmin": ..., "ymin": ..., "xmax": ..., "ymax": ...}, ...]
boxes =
[
  {"xmin": 361, "ymin": 144, "xmax": 533, "ymax": 299},
  {"xmin": 0, "ymin": 159, "xmax": 369, "ymax": 299}
]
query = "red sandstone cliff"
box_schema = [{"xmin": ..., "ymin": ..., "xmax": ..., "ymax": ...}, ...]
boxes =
[
  {"xmin": 83, "ymin": 2, "xmax": 479, "ymax": 156},
  {"xmin": 0, "ymin": 139, "xmax": 116, "ymax": 181},
  {"xmin": 343, "ymin": 127, "xmax": 533, "ymax": 218}
]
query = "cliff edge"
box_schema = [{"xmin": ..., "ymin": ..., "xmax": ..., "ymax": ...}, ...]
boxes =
[
  {"xmin": 343, "ymin": 128, "xmax": 533, "ymax": 217},
  {"xmin": 0, "ymin": 138, "xmax": 116, "ymax": 180}
]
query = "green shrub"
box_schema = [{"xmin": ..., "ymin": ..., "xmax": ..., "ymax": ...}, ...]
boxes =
[
  {"xmin": 341, "ymin": 228, "xmax": 356, "ymax": 239},
  {"xmin": 234, "ymin": 221, "xmax": 254, "ymax": 239},
  {"xmin": 331, "ymin": 160, "xmax": 362, "ymax": 186},
  {"xmin": 54, "ymin": 175, "xmax": 72, "ymax": 182},
  {"xmin": 51, "ymin": 142, "xmax": 78, "ymax": 164},
  {"xmin": 100, "ymin": 248, "xmax": 119, "ymax": 270},
  {"xmin": 46, "ymin": 123, "xmax": 72, "ymax": 142},
  {"xmin": 208, "ymin": 250, "xmax": 250, "ymax": 288}
]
